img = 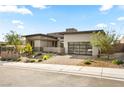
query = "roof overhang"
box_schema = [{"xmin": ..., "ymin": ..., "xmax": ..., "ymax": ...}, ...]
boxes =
[
  {"xmin": 23, "ymin": 33, "xmax": 57, "ymax": 39},
  {"xmin": 63, "ymin": 30, "xmax": 104, "ymax": 35}
]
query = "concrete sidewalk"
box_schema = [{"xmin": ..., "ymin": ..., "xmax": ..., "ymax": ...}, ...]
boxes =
[{"xmin": 1, "ymin": 62, "xmax": 124, "ymax": 81}]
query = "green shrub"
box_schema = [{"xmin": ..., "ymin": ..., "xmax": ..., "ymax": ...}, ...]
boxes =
[
  {"xmin": 30, "ymin": 59, "xmax": 36, "ymax": 63},
  {"xmin": 42, "ymin": 55, "xmax": 49, "ymax": 60},
  {"xmin": 112, "ymin": 59, "xmax": 123, "ymax": 65},
  {"xmin": 84, "ymin": 59, "xmax": 92, "ymax": 65},
  {"xmin": 17, "ymin": 58, "xmax": 21, "ymax": 62},
  {"xmin": 37, "ymin": 59, "xmax": 42, "ymax": 62},
  {"xmin": 22, "ymin": 43, "xmax": 32, "ymax": 55},
  {"xmin": 84, "ymin": 61, "xmax": 91, "ymax": 65},
  {"xmin": 42, "ymin": 53, "xmax": 53, "ymax": 60}
]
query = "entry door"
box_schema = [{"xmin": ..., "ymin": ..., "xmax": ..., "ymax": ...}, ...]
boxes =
[{"xmin": 68, "ymin": 42, "xmax": 92, "ymax": 55}]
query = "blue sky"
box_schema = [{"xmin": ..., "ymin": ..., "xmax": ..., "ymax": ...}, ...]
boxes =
[{"xmin": 0, "ymin": 5, "xmax": 124, "ymax": 41}]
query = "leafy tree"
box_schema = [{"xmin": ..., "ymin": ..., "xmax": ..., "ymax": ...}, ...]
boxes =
[
  {"xmin": 90, "ymin": 31, "xmax": 118, "ymax": 59},
  {"xmin": 5, "ymin": 31, "xmax": 22, "ymax": 52}
]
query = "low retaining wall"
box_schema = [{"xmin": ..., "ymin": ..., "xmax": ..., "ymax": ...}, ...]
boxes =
[
  {"xmin": 43, "ymin": 47, "xmax": 65, "ymax": 54},
  {"xmin": 113, "ymin": 53, "xmax": 124, "ymax": 60},
  {"xmin": 100, "ymin": 53, "xmax": 124, "ymax": 60}
]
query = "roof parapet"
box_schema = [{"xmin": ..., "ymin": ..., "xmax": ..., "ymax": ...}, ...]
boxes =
[{"xmin": 66, "ymin": 28, "xmax": 78, "ymax": 32}]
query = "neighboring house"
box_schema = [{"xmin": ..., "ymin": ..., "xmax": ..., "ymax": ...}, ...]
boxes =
[
  {"xmin": 23, "ymin": 28, "xmax": 104, "ymax": 57},
  {"xmin": 114, "ymin": 36, "xmax": 124, "ymax": 53},
  {"xmin": 0, "ymin": 41, "xmax": 7, "ymax": 46},
  {"xmin": 120, "ymin": 36, "xmax": 124, "ymax": 44}
]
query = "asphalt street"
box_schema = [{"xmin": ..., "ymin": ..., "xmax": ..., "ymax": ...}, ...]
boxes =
[{"xmin": 0, "ymin": 66, "xmax": 124, "ymax": 87}]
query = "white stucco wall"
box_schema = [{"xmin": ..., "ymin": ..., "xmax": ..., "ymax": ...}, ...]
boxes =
[
  {"xmin": 34, "ymin": 40, "xmax": 53, "ymax": 47},
  {"xmin": 40, "ymin": 41, "xmax": 47, "ymax": 47},
  {"xmin": 64, "ymin": 33, "xmax": 99, "ymax": 57},
  {"xmin": 34, "ymin": 40, "xmax": 41, "ymax": 47}
]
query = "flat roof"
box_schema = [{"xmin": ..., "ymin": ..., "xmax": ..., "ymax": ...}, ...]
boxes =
[
  {"xmin": 63, "ymin": 30, "xmax": 104, "ymax": 34},
  {"xmin": 23, "ymin": 30, "xmax": 104, "ymax": 38},
  {"xmin": 23, "ymin": 33, "xmax": 57, "ymax": 39},
  {"xmin": 48, "ymin": 30, "xmax": 104, "ymax": 35}
]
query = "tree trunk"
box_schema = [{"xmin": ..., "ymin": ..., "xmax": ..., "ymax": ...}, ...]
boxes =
[
  {"xmin": 97, "ymin": 49, "xmax": 101, "ymax": 58},
  {"xmin": 15, "ymin": 45, "xmax": 20, "ymax": 56}
]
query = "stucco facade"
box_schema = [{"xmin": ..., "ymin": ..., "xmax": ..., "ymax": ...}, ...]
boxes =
[
  {"xmin": 23, "ymin": 28, "xmax": 102, "ymax": 56},
  {"xmin": 24, "ymin": 34, "xmax": 57, "ymax": 51}
]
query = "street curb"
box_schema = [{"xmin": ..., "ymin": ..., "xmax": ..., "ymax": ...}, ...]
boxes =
[{"xmin": 1, "ymin": 62, "xmax": 124, "ymax": 81}]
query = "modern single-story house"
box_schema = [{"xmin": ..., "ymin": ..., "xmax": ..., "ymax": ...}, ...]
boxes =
[{"xmin": 23, "ymin": 28, "xmax": 104, "ymax": 57}]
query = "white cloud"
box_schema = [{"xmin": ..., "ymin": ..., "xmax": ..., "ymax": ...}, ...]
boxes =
[
  {"xmin": 110, "ymin": 22, "xmax": 116, "ymax": 25},
  {"xmin": 12, "ymin": 20, "xmax": 23, "ymax": 25},
  {"xmin": 31, "ymin": 5, "xmax": 47, "ymax": 9},
  {"xmin": 117, "ymin": 17, "xmax": 124, "ymax": 21},
  {"xmin": 99, "ymin": 4, "xmax": 113, "ymax": 12},
  {"xmin": 12, "ymin": 20, "xmax": 24, "ymax": 29},
  {"xmin": 49, "ymin": 18, "xmax": 56, "ymax": 22},
  {"xmin": 0, "ymin": 5, "xmax": 32, "ymax": 15},
  {"xmin": 96, "ymin": 23, "xmax": 107, "ymax": 28},
  {"xmin": 17, "ymin": 25, "xmax": 24, "ymax": 29}
]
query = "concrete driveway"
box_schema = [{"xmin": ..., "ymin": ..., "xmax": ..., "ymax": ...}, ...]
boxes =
[{"xmin": 0, "ymin": 66, "xmax": 124, "ymax": 87}]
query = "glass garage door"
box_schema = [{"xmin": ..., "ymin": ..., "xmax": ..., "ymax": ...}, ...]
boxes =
[{"xmin": 68, "ymin": 42, "xmax": 92, "ymax": 55}]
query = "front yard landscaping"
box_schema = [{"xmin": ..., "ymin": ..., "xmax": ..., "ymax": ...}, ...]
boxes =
[
  {"xmin": 0, "ymin": 30, "xmax": 124, "ymax": 69},
  {"xmin": 78, "ymin": 58, "xmax": 124, "ymax": 68},
  {"xmin": 0, "ymin": 52, "xmax": 124, "ymax": 68},
  {"xmin": 0, "ymin": 52, "xmax": 53, "ymax": 63}
]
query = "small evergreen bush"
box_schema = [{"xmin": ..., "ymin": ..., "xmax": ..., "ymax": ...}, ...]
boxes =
[
  {"xmin": 112, "ymin": 59, "xmax": 123, "ymax": 65},
  {"xmin": 84, "ymin": 59, "xmax": 92, "ymax": 65},
  {"xmin": 17, "ymin": 58, "xmax": 21, "ymax": 62},
  {"xmin": 30, "ymin": 59, "xmax": 36, "ymax": 63},
  {"xmin": 42, "ymin": 53, "xmax": 53, "ymax": 60},
  {"xmin": 37, "ymin": 59, "xmax": 42, "ymax": 62}
]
